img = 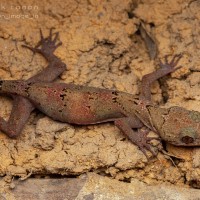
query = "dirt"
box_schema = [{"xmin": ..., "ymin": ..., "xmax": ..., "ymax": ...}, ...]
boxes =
[{"xmin": 0, "ymin": 0, "xmax": 200, "ymax": 197}]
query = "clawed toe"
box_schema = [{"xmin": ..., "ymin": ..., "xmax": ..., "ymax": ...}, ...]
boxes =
[
  {"xmin": 53, "ymin": 32, "xmax": 59, "ymax": 43},
  {"xmin": 39, "ymin": 28, "xmax": 44, "ymax": 40},
  {"xmin": 55, "ymin": 41, "xmax": 62, "ymax": 48},
  {"xmin": 145, "ymin": 144, "xmax": 157, "ymax": 156},
  {"xmin": 164, "ymin": 55, "xmax": 170, "ymax": 64},
  {"xmin": 169, "ymin": 54, "xmax": 182, "ymax": 66},
  {"xmin": 139, "ymin": 143, "xmax": 157, "ymax": 159},
  {"xmin": 22, "ymin": 44, "xmax": 41, "ymax": 53}
]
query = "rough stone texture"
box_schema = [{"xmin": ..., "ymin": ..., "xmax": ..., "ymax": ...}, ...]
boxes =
[
  {"xmin": 0, "ymin": 0, "xmax": 200, "ymax": 197},
  {"xmin": 1, "ymin": 173, "xmax": 200, "ymax": 200}
]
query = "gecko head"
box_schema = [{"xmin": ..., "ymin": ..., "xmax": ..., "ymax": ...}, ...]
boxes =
[{"xmin": 148, "ymin": 106, "xmax": 200, "ymax": 146}]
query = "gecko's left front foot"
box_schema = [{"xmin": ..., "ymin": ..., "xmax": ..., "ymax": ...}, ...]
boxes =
[{"xmin": 22, "ymin": 28, "xmax": 62, "ymax": 60}]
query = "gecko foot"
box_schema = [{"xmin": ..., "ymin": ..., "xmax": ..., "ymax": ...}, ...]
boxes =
[
  {"xmin": 0, "ymin": 117, "xmax": 17, "ymax": 138},
  {"xmin": 159, "ymin": 54, "xmax": 183, "ymax": 73},
  {"xmin": 136, "ymin": 128, "xmax": 158, "ymax": 159},
  {"xmin": 22, "ymin": 28, "xmax": 62, "ymax": 58}
]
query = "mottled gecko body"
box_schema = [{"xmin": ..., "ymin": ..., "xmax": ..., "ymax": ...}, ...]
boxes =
[{"xmin": 0, "ymin": 29, "xmax": 200, "ymax": 157}]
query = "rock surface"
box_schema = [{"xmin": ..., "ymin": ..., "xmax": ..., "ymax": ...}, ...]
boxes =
[
  {"xmin": 1, "ymin": 173, "xmax": 200, "ymax": 200},
  {"xmin": 0, "ymin": 0, "xmax": 200, "ymax": 197}
]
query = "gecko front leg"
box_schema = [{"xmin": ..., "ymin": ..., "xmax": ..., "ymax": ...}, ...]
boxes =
[
  {"xmin": 140, "ymin": 54, "xmax": 182, "ymax": 101},
  {"xmin": 0, "ymin": 29, "xmax": 66, "ymax": 137},
  {"xmin": 115, "ymin": 55, "xmax": 183, "ymax": 158},
  {"xmin": 114, "ymin": 118, "xmax": 157, "ymax": 158}
]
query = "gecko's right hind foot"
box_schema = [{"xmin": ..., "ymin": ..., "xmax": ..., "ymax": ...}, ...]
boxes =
[
  {"xmin": 22, "ymin": 28, "xmax": 62, "ymax": 58},
  {"xmin": 159, "ymin": 54, "xmax": 183, "ymax": 73}
]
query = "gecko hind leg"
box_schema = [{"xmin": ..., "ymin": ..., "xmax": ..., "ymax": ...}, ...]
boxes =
[
  {"xmin": 140, "ymin": 54, "xmax": 182, "ymax": 101},
  {"xmin": 0, "ymin": 29, "xmax": 66, "ymax": 138},
  {"xmin": 23, "ymin": 28, "xmax": 66, "ymax": 83},
  {"xmin": 0, "ymin": 96, "xmax": 34, "ymax": 138}
]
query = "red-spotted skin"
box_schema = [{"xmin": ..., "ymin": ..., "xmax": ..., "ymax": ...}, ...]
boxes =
[{"xmin": 0, "ymin": 81, "xmax": 131, "ymax": 124}]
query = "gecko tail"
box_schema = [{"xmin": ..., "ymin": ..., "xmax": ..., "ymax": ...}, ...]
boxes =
[{"xmin": 0, "ymin": 80, "xmax": 29, "ymax": 97}]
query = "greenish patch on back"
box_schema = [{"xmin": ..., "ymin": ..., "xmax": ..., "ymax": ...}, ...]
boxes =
[{"xmin": 189, "ymin": 111, "xmax": 200, "ymax": 123}]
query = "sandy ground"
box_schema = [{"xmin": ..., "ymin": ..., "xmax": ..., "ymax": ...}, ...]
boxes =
[{"xmin": 0, "ymin": 0, "xmax": 200, "ymax": 198}]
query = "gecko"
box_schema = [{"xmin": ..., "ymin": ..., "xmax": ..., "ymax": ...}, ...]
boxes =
[{"xmin": 0, "ymin": 29, "xmax": 200, "ymax": 158}]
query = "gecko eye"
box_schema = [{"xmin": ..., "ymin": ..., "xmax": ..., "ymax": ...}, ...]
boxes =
[
  {"xmin": 181, "ymin": 136, "xmax": 194, "ymax": 144},
  {"xmin": 180, "ymin": 127, "xmax": 196, "ymax": 144}
]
